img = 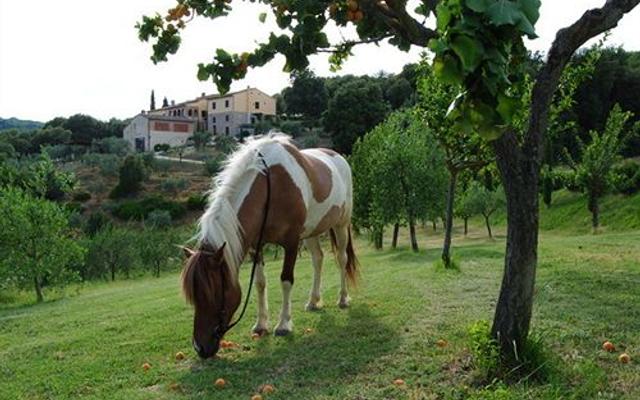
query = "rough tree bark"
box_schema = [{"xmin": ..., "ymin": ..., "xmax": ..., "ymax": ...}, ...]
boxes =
[
  {"xmin": 34, "ymin": 276, "xmax": 43, "ymax": 303},
  {"xmin": 442, "ymin": 170, "xmax": 458, "ymax": 268},
  {"xmin": 588, "ymin": 192, "xmax": 600, "ymax": 231},
  {"xmin": 409, "ymin": 218, "xmax": 419, "ymax": 252},
  {"xmin": 483, "ymin": 213, "xmax": 493, "ymax": 239},
  {"xmin": 490, "ymin": 0, "xmax": 640, "ymax": 367}
]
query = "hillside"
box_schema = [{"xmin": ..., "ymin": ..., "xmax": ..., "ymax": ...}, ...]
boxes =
[{"xmin": 0, "ymin": 117, "xmax": 44, "ymax": 131}]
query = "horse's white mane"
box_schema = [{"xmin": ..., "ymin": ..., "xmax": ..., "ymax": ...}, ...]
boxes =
[{"xmin": 197, "ymin": 131, "xmax": 293, "ymax": 280}]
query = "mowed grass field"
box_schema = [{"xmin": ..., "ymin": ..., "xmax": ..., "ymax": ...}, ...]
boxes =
[{"xmin": 2, "ymin": 193, "xmax": 640, "ymax": 399}]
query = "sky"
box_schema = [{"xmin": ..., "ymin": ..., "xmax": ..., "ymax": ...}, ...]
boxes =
[{"xmin": 1, "ymin": 1, "xmax": 639, "ymax": 123}]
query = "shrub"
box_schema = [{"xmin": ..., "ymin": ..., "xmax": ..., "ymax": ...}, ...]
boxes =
[
  {"xmin": 110, "ymin": 155, "xmax": 147, "ymax": 198},
  {"xmin": 301, "ymin": 132, "xmax": 320, "ymax": 148},
  {"xmin": 138, "ymin": 227, "xmax": 180, "ymax": 277},
  {"xmin": 280, "ymin": 120, "xmax": 304, "ymax": 137},
  {"xmin": 85, "ymin": 210, "xmax": 111, "ymax": 237},
  {"xmin": 154, "ymin": 143, "xmax": 171, "ymax": 152},
  {"xmin": 82, "ymin": 153, "xmax": 121, "ymax": 177},
  {"xmin": 204, "ymin": 155, "xmax": 225, "ymax": 176},
  {"xmin": 152, "ymin": 158, "xmax": 172, "ymax": 174},
  {"xmin": 85, "ymin": 227, "xmax": 138, "ymax": 281},
  {"xmin": 146, "ymin": 209, "xmax": 173, "ymax": 229},
  {"xmin": 186, "ymin": 193, "xmax": 208, "ymax": 211},
  {"xmin": 72, "ymin": 191, "xmax": 91, "ymax": 202},
  {"xmin": 160, "ymin": 177, "xmax": 188, "ymax": 194},
  {"xmin": 613, "ymin": 160, "xmax": 640, "ymax": 195},
  {"xmin": 111, "ymin": 196, "xmax": 186, "ymax": 221},
  {"xmin": 91, "ymin": 137, "xmax": 130, "ymax": 156},
  {"xmin": 140, "ymin": 152, "xmax": 156, "ymax": 169}
]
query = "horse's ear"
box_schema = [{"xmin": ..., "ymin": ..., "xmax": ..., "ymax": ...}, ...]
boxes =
[{"xmin": 181, "ymin": 246, "xmax": 195, "ymax": 259}]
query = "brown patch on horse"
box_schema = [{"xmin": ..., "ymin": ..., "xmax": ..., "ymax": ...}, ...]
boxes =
[
  {"xmin": 307, "ymin": 204, "xmax": 345, "ymax": 237},
  {"xmin": 238, "ymin": 164, "xmax": 307, "ymax": 249},
  {"xmin": 283, "ymin": 144, "xmax": 332, "ymax": 203},
  {"xmin": 181, "ymin": 252, "xmax": 213, "ymax": 306}
]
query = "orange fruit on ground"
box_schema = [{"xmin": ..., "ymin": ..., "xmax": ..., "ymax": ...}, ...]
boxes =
[
  {"xmin": 169, "ymin": 383, "xmax": 180, "ymax": 391},
  {"xmin": 304, "ymin": 328, "xmax": 313, "ymax": 334},
  {"xmin": 251, "ymin": 395, "xmax": 263, "ymax": 400},
  {"xmin": 619, "ymin": 353, "xmax": 631, "ymax": 364},
  {"xmin": 348, "ymin": 0, "xmax": 359, "ymax": 12},
  {"xmin": 602, "ymin": 341, "xmax": 616, "ymax": 352},
  {"xmin": 220, "ymin": 340, "xmax": 234, "ymax": 348},
  {"xmin": 353, "ymin": 10, "xmax": 364, "ymax": 22},
  {"xmin": 436, "ymin": 339, "xmax": 448, "ymax": 348},
  {"xmin": 214, "ymin": 378, "xmax": 226, "ymax": 388},
  {"xmin": 393, "ymin": 378, "xmax": 405, "ymax": 386},
  {"xmin": 347, "ymin": 10, "xmax": 356, "ymax": 21},
  {"xmin": 142, "ymin": 362, "xmax": 151, "ymax": 371},
  {"xmin": 260, "ymin": 384, "xmax": 275, "ymax": 394},
  {"xmin": 175, "ymin": 351, "xmax": 186, "ymax": 360},
  {"xmin": 251, "ymin": 333, "xmax": 261, "ymax": 340}
]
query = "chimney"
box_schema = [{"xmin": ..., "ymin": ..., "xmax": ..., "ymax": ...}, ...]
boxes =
[
  {"xmin": 141, "ymin": 110, "xmax": 146, "ymax": 115},
  {"xmin": 171, "ymin": 100, "xmax": 176, "ymax": 106},
  {"xmin": 201, "ymin": 92, "xmax": 206, "ymax": 97}
]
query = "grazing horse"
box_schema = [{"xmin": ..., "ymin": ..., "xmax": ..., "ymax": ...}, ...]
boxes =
[{"xmin": 181, "ymin": 133, "xmax": 358, "ymax": 358}]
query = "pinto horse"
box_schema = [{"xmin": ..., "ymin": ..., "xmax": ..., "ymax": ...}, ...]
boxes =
[{"xmin": 181, "ymin": 133, "xmax": 358, "ymax": 358}]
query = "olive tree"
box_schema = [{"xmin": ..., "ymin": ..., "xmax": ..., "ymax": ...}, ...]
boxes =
[
  {"xmin": 0, "ymin": 187, "xmax": 84, "ymax": 302},
  {"xmin": 565, "ymin": 104, "xmax": 633, "ymax": 231},
  {"xmin": 137, "ymin": 0, "xmax": 640, "ymax": 369},
  {"xmin": 352, "ymin": 109, "xmax": 447, "ymax": 251}
]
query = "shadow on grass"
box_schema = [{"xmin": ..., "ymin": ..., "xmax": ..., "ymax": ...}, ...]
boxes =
[{"xmin": 176, "ymin": 304, "xmax": 398, "ymax": 398}]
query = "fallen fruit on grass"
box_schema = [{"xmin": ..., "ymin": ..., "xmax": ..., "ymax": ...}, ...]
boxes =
[
  {"xmin": 304, "ymin": 328, "xmax": 313, "ymax": 334},
  {"xmin": 602, "ymin": 341, "xmax": 616, "ymax": 352},
  {"xmin": 142, "ymin": 362, "xmax": 151, "ymax": 371},
  {"xmin": 220, "ymin": 340, "xmax": 235, "ymax": 349},
  {"xmin": 619, "ymin": 353, "xmax": 631, "ymax": 364},
  {"xmin": 260, "ymin": 384, "xmax": 275, "ymax": 394},
  {"xmin": 251, "ymin": 333, "xmax": 261, "ymax": 340},
  {"xmin": 393, "ymin": 378, "xmax": 405, "ymax": 386},
  {"xmin": 214, "ymin": 378, "xmax": 226, "ymax": 388},
  {"xmin": 251, "ymin": 395, "xmax": 263, "ymax": 400},
  {"xmin": 175, "ymin": 351, "xmax": 185, "ymax": 360},
  {"xmin": 436, "ymin": 339, "xmax": 448, "ymax": 348},
  {"xmin": 169, "ymin": 383, "xmax": 180, "ymax": 391}
]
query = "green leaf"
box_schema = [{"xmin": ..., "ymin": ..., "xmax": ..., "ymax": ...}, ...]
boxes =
[
  {"xmin": 518, "ymin": 0, "xmax": 541, "ymax": 25},
  {"xmin": 465, "ymin": 0, "xmax": 491, "ymax": 13},
  {"xmin": 258, "ymin": 12, "xmax": 267, "ymax": 23},
  {"xmin": 486, "ymin": 1, "xmax": 521, "ymax": 26},
  {"xmin": 450, "ymin": 35, "xmax": 485, "ymax": 72},
  {"xmin": 496, "ymin": 94, "xmax": 518, "ymax": 123},
  {"xmin": 433, "ymin": 55, "xmax": 464, "ymax": 85},
  {"xmin": 436, "ymin": 3, "xmax": 453, "ymax": 31}
]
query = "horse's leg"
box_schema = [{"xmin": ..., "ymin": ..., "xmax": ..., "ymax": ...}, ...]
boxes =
[
  {"xmin": 304, "ymin": 237, "xmax": 323, "ymax": 311},
  {"xmin": 251, "ymin": 256, "xmax": 269, "ymax": 335},
  {"xmin": 275, "ymin": 243, "xmax": 298, "ymax": 336},
  {"xmin": 332, "ymin": 226, "xmax": 351, "ymax": 309}
]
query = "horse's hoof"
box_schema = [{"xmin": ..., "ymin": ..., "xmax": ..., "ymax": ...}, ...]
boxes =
[
  {"xmin": 252, "ymin": 326, "xmax": 269, "ymax": 336},
  {"xmin": 338, "ymin": 299, "xmax": 351, "ymax": 309},
  {"xmin": 274, "ymin": 328, "xmax": 292, "ymax": 337},
  {"xmin": 305, "ymin": 302, "xmax": 323, "ymax": 312}
]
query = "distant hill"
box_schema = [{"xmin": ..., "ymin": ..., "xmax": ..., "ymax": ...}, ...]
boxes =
[{"xmin": 0, "ymin": 117, "xmax": 44, "ymax": 132}]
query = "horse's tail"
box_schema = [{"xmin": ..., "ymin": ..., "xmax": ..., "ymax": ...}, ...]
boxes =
[{"xmin": 329, "ymin": 225, "xmax": 359, "ymax": 287}]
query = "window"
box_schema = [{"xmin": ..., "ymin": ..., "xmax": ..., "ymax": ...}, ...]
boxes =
[
  {"xmin": 212, "ymin": 117, "xmax": 217, "ymax": 123},
  {"xmin": 251, "ymin": 117, "xmax": 256, "ymax": 124},
  {"xmin": 174, "ymin": 123, "xmax": 189, "ymax": 133},
  {"xmin": 201, "ymin": 110, "xmax": 207, "ymax": 118},
  {"xmin": 212, "ymin": 102, "xmax": 216, "ymax": 110},
  {"xmin": 225, "ymin": 115, "xmax": 230, "ymax": 122},
  {"xmin": 225, "ymin": 99, "xmax": 229, "ymax": 108},
  {"xmin": 255, "ymin": 101, "xmax": 260, "ymax": 110},
  {"xmin": 154, "ymin": 122, "xmax": 170, "ymax": 131},
  {"xmin": 188, "ymin": 109, "xmax": 192, "ymax": 117},
  {"xmin": 213, "ymin": 126, "xmax": 217, "ymax": 134},
  {"xmin": 225, "ymin": 126, "xmax": 230, "ymax": 135}
]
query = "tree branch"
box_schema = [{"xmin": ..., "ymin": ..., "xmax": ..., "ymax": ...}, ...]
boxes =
[
  {"xmin": 316, "ymin": 35, "xmax": 394, "ymax": 53},
  {"xmin": 525, "ymin": 0, "xmax": 640, "ymax": 161},
  {"xmin": 361, "ymin": 0, "xmax": 439, "ymax": 46}
]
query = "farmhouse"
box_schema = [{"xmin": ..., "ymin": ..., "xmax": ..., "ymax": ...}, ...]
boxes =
[
  {"xmin": 123, "ymin": 113, "xmax": 195, "ymax": 152},
  {"xmin": 124, "ymin": 87, "xmax": 276, "ymax": 151}
]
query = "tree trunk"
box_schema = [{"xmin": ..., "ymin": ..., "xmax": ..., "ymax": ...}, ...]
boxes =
[
  {"xmin": 392, "ymin": 223, "xmax": 400, "ymax": 249},
  {"xmin": 432, "ymin": 220, "xmax": 437, "ymax": 231},
  {"xmin": 484, "ymin": 214, "xmax": 493, "ymax": 239},
  {"xmin": 34, "ymin": 276, "xmax": 43, "ymax": 303},
  {"xmin": 464, "ymin": 217, "xmax": 468, "ymax": 236},
  {"xmin": 491, "ymin": 133, "xmax": 539, "ymax": 368},
  {"xmin": 373, "ymin": 227, "xmax": 383, "ymax": 250},
  {"xmin": 409, "ymin": 218, "xmax": 419, "ymax": 252},
  {"xmin": 111, "ymin": 264, "xmax": 116, "ymax": 282},
  {"xmin": 442, "ymin": 170, "xmax": 458, "ymax": 268},
  {"xmin": 156, "ymin": 263, "xmax": 160, "ymax": 278},
  {"xmin": 588, "ymin": 192, "xmax": 599, "ymax": 232}
]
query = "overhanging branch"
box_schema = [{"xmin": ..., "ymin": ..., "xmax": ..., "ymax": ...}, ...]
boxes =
[{"xmin": 525, "ymin": 0, "xmax": 640, "ymax": 160}]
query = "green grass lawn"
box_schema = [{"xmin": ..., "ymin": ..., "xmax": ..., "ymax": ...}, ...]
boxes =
[{"xmin": 2, "ymin": 221, "xmax": 639, "ymax": 399}]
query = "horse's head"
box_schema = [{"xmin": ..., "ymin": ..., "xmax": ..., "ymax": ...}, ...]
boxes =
[{"xmin": 181, "ymin": 243, "xmax": 242, "ymax": 359}]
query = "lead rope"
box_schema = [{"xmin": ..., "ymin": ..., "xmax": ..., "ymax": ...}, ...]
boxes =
[{"xmin": 223, "ymin": 152, "xmax": 271, "ymax": 334}]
